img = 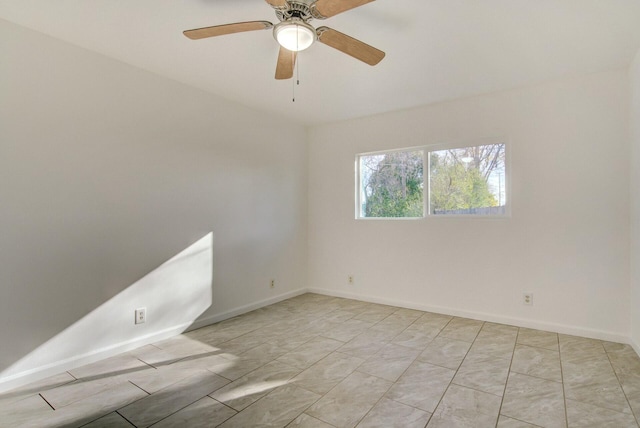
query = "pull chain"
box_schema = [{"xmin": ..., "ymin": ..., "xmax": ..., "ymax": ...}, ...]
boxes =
[
  {"xmin": 292, "ymin": 48, "xmax": 296, "ymax": 102},
  {"xmin": 292, "ymin": 25, "xmax": 301, "ymax": 102}
]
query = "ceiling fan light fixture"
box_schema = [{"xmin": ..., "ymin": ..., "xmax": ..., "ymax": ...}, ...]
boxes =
[{"xmin": 274, "ymin": 19, "xmax": 316, "ymax": 52}]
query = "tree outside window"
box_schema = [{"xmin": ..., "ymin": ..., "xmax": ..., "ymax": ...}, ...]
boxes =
[{"xmin": 357, "ymin": 143, "xmax": 507, "ymax": 218}]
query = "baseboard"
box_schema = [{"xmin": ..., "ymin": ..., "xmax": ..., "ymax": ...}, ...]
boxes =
[
  {"xmin": 632, "ymin": 338, "xmax": 640, "ymax": 358},
  {"xmin": 187, "ymin": 288, "xmax": 308, "ymax": 331},
  {"xmin": 306, "ymin": 287, "xmax": 631, "ymax": 345},
  {"xmin": 0, "ymin": 288, "xmax": 306, "ymax": 394}
]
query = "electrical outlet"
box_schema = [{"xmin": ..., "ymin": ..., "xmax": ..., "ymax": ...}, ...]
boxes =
[
  {"xmin": 270, "ymin": 279, "xmax": 275, "ymax": 289},
  {"xmin": 348, "ymin": 275, "xmax": 354, "ymax": 285},
  {"xmin": 523, "ymin": 293, "xmax": 533, "ymax": 306},
  {"xmin": 135, "ymin": 307, "xmax": 146, "ymax": 324}
]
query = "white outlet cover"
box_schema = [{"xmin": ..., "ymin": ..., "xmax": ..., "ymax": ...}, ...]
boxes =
[{"xmin": 135, "ymin": 307, "xmax": 146, "ymax": 324}]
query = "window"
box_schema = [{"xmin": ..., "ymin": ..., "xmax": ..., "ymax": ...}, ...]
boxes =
[
  {"xmin": 358, "ymin": 150, "xmax": 424, "ymax": 218},
  {"xmin": 356, "ymin": 142, "xmax": 507, "ymax": 219},
  {"xmin": 429, "ymin": 143, "xmax": 506, "ymax": 215}
]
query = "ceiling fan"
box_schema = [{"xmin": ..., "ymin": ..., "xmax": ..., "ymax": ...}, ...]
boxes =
[{"xmin": 183, "ymin": 0, "xmax": 385, "ymax": 80}]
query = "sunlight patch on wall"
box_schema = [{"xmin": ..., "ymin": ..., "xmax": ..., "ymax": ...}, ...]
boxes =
[{"xmin": 0, "ymin": 233, "xmax": 214, "ymax": 391}]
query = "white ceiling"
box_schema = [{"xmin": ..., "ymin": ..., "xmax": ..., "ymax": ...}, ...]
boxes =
[{"xmin": 2, "ymin": 0, "xmax": 640, "ymax": 125}]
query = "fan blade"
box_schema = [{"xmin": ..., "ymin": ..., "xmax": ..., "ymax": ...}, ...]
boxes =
[
  {"xmin": 275, "ymin": 47, "xmax": 297, "ymax": 80},
  {"xmin": 183, "ymin": 21, "xmax": 273, "ymax": 40},
  {"xmin": 313, "ymin": 0, "xmax": 374, "ymax": 18},
  {"xmin": 316, "ymin": 27, "xmax": 385, "ymax": 65},
  {"xmin": 265, "ymin": 0, "xmax": 288, "ymax": 8}
]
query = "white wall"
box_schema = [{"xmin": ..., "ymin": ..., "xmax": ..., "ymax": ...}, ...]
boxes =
[
  {"xmin": 0, "ymin": 20, "xmax": 307, "ymax": 390},
  {"xmin": 631, "ymin": 50, "xmax": 640, "ymax": 353},
  {"xmin": 308, "ymin": 70, "xmax": 630, "ymax": 341}
]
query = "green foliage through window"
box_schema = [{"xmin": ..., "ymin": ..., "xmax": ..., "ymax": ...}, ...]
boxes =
[
  {"xmin": 357, "ymin": 143, "xmax": 506, "ymax": 218},
  {"xmin": 359, "ymin": 151, "xmax": 424, "ymax": 218},
  {"xmin": 429, "ymin": 144, "xmax": 506, "ymax": 215}
]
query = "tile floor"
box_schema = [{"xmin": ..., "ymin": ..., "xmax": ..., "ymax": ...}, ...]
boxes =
[{"xmin": 1, "ymin": 293, "xmax": 640, "ymax": 427}]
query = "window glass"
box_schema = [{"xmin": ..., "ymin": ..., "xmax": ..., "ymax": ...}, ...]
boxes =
[
  {"xmin": 358, "ymin": 150, "xmax": 424, "ymax": 218},
  {"xmin": 429, "ymin": 143, "xmax": 506, "ymax": 215}
]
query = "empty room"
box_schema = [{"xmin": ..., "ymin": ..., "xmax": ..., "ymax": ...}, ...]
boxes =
[{"xmin": 2, "ymin": 0, "xmax": 640, "ymax": 427}]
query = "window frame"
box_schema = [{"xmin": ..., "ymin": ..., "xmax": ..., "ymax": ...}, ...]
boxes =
[{"xmin": 355, "ymin": 139, "xmax": 510, "ymax": 220}]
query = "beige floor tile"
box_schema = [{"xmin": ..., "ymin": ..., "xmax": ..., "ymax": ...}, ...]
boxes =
[
  {"xmin": 154, "ymin": 334, "xmax": 222, "ymax": 359},
  {"xmin": 306, "ymin": 371, "xmax": 393, "ymax": 428},
  {"xmin": 496, "ymin": 415, "xmax": 540, "ymax": 427},
  {"xmin": 218, "ymin": 384, "xmax": 319, "ymax": 428},
  {"xmin": 393, "ymin": 308, "xmax": 424, "ymax": 321},
  {"xmin": 438, "ymin": 317, "xmax": 483, "ymax": 342},
  {"xmin": 4, "ymin": 294, "xmax": 640, "ymax": 428},
  {"xmin": 151, "ymin": 396, "xmax": 236, "ymax": 427},
  {"xmin": 559, "ymin": 335, "xmax": 606, "ymax": 363},
  {"xmin": 353, "ymin": 307, "xmax": 397, "ymax": 323},
  {"xmin": 561, "ymin": 355, "xmax": 617, "ymax": 385},
  {"xmin": 128, "ymin": 344, "xmax": 182, "ymax": 368},
  {"xmin": 606, "ymin": 344, "xmax": 640, "ymax": 377},
  {"xmin": 386, "ymin": 360, "xmax": 455, "ymax": 412},
  {"xmin": 356, "ymin": 397, "xmax": 431, "ymax": 428},
  {"xmin": 511, "ymin": 344, "xmax": 562, "ymax": 382},
  {"xmin": 417, "ymin": 336, "xmax": 472, "ymax": 370},
  {"xmin": 239, "ymin": 341, "xmax": 289, "ymax": 362},
  {"xmin": 564, "ymin": 377, "xmax": 633, "ymax": 415},
  {"xmin": 213, "ymin": 353, "xmax": 274, "ymax": 381},
  {"xmin": 618, "ymin": 372, "xmax": 640, "ymax": 420},
  {"xmin": 427, "ymin": 384, "xmax": 501, "ymax": 428},
  {"xmin": 82, "ymin": 411, "xmax": 135, "ymax": 427},
  {"xmin": 481, "ymin": 323, "xmax": 519, "ymax": 337},
  {"xmin": 118, "ymin": 370, "xmax": 229, "ymax": 427},
  {"xmin": 368, "ymin": 320, "xmax": 411, "ymax": 337},
  {"xmin": 565, "ymin": 399, "xmax": 638, "ymax": 427},
  {"xmin": 292, "ymin": 352, "xmax": 365, "ymax": 395},
  {"xmin": 289, "ymin": 413, "xmax": 336, "ymax": 427},
  {"xmin": 277, "ymin": 337, "xmax": 344, "ymax": 370},
  {"xmin": 0, "ymin": 393, "xmax": 53, "ymax": 427},
  {"xmin": 40, "ymin": 376, "xmax": 123, "ymax": 409},
  {"xmin": 210, "ymin": 360, "xmax": 301, "ymax": 411},
  {"xmin": 128, "ymin": 366, "xmax": 214, "ymax": 394},
  {"xmin": 338, "ymin": 332, "xmax": 389, "ymax": 359},
  {"xmin": 517, "ymin": 328, "xmax": 559, "ymax": 351},
  {"xmin": 20, "ymin": 382, "xmax": 146, "ymax": 428},
  {"xmin": 319, "ymin": 319, "xmax": 373, "ymax": 342},
  {"xmin": 391, "ymin": 329, "xmax": 436, "ymax": 350},
  {"xmin": 269, "ymin": 330, "xmax": 318, "ymax": 351},
  {"xmin": 412, "ymin": 312, "xmax": 452, "ymax": 330},
  {"xmin": 403, "ymin": 321, "xmax": 447, "ymax": 340},
  {"xmin": 357, "ymin": 344, "xmax": 420, "ymax": 382},
  {"xmin": 452, "ymin": 352, "xmax": 511, "ymax": 396},
  {"xmin": 68, "ymin": 353, "xmax": 152, "ymax": 382},
  {"xmin": 468, "ymin": 331, "xmax": 516, "ymax": 360},
  {"xmin": 216, "ymin": 333, "xmax": 270, "ymax": 355},
  {"xmin": 501, "ymin": 372, "xmax": 566, "ymax": 428},
  {"xmin": 0, "ymin": 372, "xmax": 75, "ymax": 405}
]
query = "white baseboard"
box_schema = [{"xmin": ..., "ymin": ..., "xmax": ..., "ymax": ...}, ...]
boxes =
[
  {"xmin": 306, "ymin": 287, "xmax": 631, "ymax": 345},
  {"xmin": 632, "ymin": 338, "xmax": 640, "ymax": 358},
  {"xmin": 0, "ymin": 288, "xmax": 306, "ymax": 394},
  {"xmin": 187, "ymin": 288, "xmax": 308, "ymax": 331}
]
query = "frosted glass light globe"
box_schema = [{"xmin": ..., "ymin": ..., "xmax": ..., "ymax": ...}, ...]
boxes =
[{"xmin": 274, "ymin": 21, "xmax": 315, "ymax": 52}]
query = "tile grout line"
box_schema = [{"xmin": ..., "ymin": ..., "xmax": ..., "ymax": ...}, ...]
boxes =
[
  {"xmin": 349, "ymin": 310, "xmax": 446, "ymax": 427},
  {"xmin": 603, "ymin": 347, "xmax": 640, "ymax": 427},
  {"xmin": 38, "ymin": 393, "xmax": 55, "ymax": 411},
  {"xmin": 424, "ymin": 318, "xmax": 484, "ymax": 426},
  {"xmin": 115, "ymin": 410, "xmax": 137, "ymax": 427},
  {"xmin": 494, "ymin": 327, "xmax": 520, "ymax": 428},
  {"xmin": 558, "ymin": 333, "xmax": 570, "ymax": 428}
]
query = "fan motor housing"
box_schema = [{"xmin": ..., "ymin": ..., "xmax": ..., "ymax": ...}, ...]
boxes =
[{"xmin": 275, "ymin": 0, "xmax": 320, "ymax": 22}]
